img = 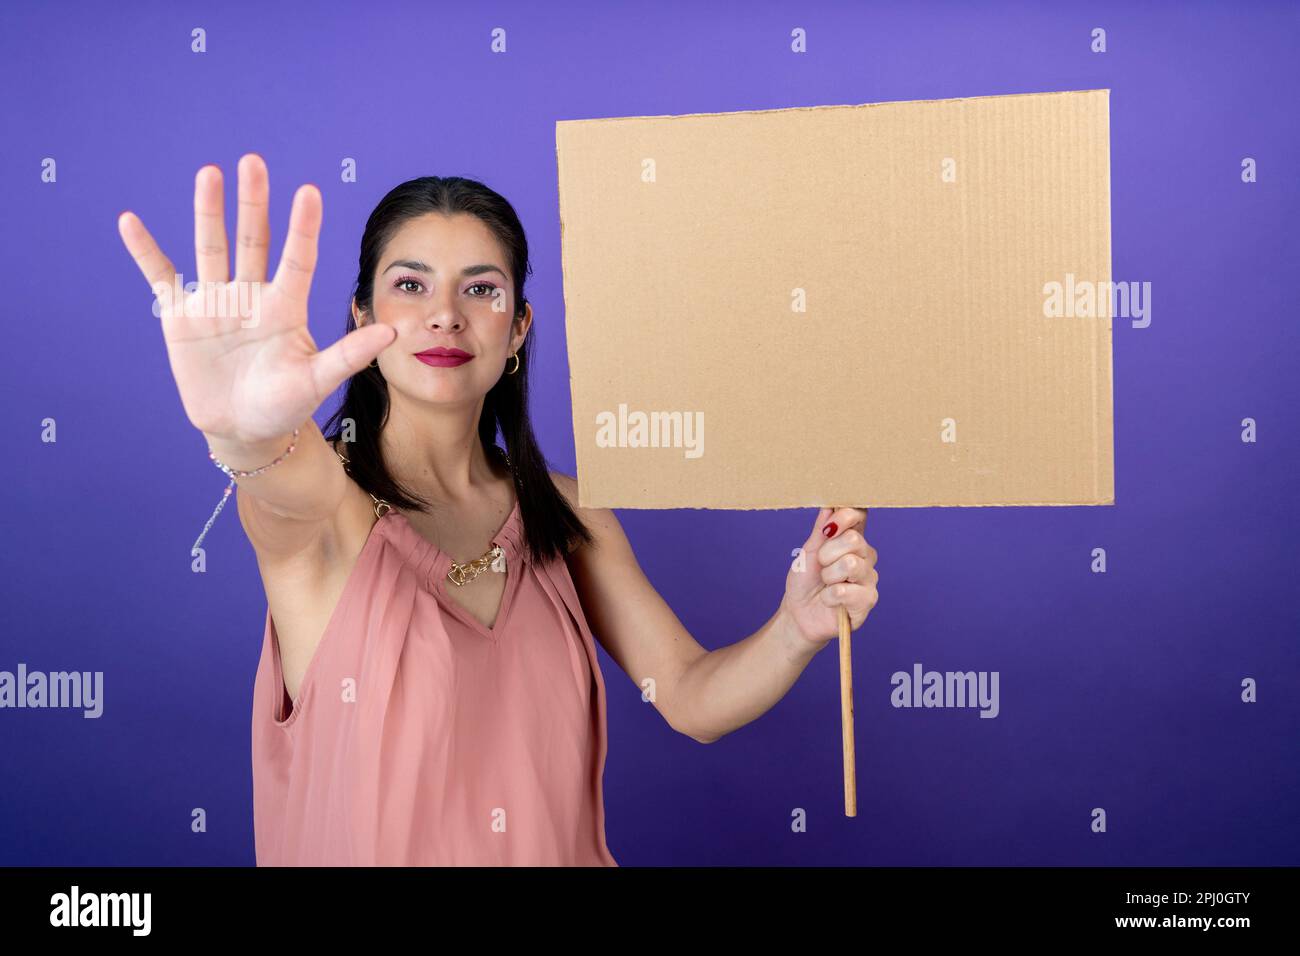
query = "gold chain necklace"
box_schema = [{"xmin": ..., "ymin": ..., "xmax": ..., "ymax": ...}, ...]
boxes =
[
  {"xmin": 445, "ymin": 545, "xmax": 506, "ymax": 587},
  {"xmin": 335, "ymin": 442, "xmax": 512, "ymax": 588}
]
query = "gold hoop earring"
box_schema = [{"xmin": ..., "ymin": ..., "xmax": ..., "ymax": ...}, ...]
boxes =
[{"xmin": 505, "ymin": 352, "xmax": 520, "ymax": 375}]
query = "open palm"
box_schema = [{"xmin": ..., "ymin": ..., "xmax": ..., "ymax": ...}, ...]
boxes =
[{"xmin": 117, "ymin": 154, "xmax": 394, "ymax": 445}]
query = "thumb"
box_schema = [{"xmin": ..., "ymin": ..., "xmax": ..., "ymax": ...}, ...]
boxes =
[
  {"xmin": 810, "ymin": 507, "xmax": 833, "ymax": 542},
  {"xmin": 311, "ymin": 322, "xmax": 396, "ymax": 396}
]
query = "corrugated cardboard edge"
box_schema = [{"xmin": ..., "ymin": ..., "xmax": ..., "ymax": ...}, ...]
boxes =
[
  {"xmin": 554, "ymin": 129, "xmax": 580, "ymax": 499},
  {"xmin": 1099, "ymin": 89, "xmax": 1116, "ymax": 506},
  {"xmin": 556, "ymin": 87, "xmax": 1111, "ymax": 127}
]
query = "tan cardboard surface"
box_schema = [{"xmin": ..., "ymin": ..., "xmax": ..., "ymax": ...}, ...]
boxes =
[{"xmin": 555, "ymin": 89, "xmax": 1114, "ymax": 509}]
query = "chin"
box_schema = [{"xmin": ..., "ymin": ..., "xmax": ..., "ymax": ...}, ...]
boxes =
[{"xmin": 395, "ymin": 376, "xmax": 485, "ymax": 405}]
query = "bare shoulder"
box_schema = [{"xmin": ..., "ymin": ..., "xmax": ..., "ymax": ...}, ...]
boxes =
[
  {"xmin": 547, "ymin": 469, "xmax": 631, "ymax": 559},
  {"xmin": 547, "ymin": 469, "xmax": 581, "ymax": 509}
]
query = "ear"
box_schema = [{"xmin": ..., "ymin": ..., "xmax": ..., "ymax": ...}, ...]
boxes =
[
  {"xmin": 512, "ymin": 302, "xmax": 534, "ymax": 349},
  {"xmin": 351, "ymin": 295, "xmax": 366, "ymax": 327}
]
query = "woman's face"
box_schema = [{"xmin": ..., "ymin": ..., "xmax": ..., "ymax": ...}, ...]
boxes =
[{"xmin": 357, "ymin": 212, "xmax": 531, "ymax": 405}]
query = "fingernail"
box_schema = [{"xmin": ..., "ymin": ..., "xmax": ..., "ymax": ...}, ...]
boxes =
[{"xmin": 823, "ymin": 521, "xmax": 838, "ymax": 538}]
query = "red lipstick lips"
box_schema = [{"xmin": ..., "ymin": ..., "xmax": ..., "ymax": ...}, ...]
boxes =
[{"xmin": 414, "ymin": 347, "xmax": 473, "ymax": 368}]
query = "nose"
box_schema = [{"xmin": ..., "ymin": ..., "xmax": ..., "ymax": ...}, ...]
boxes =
[
  {"xmin": 426, "ymin": 314, "xmax": 463, "ymax": 331},
  {"xmin": 424, "ymin": 291, "xmax": 465, "ymax": 332}
]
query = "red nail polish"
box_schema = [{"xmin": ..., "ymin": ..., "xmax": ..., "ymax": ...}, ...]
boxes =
[{"xmin": 823, "ymin": 521, "xmax": 838, "ymax": 538}]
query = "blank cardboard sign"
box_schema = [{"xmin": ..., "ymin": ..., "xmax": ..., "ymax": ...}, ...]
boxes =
[{"xmin": 555, "ymin": 89, "xmax": 1114, "ymax": 509}]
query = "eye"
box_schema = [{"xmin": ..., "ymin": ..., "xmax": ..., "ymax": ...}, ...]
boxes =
[
  {"xmin": 395, "ymin": 277, "xmax": 424, "ymax": 294},
  {"xmin": 467, "ymin": 282, "xmax": 497, "ymax": 297}
]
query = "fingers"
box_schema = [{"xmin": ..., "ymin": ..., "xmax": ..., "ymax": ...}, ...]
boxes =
[
  {"xmin": 118, "ymin": 211, "xmax": 178, "ymax": 316},
  {"xmin": 816, "ymin": 504, "xmax": 873, "ymax": 561},
  {"xmin": 194, "ymin": 165, "xmax": 230, "ymax": 285},
  {"xmin": 806, "ymin": 507, "xmax": 878, "ymax": 628},
  {"xmin": 310, "ymin": 321, "xmax": 396, "ymax": 401},
  {"xmin": 805, "ymin": 507, "xmax": 839, "ymax": 552},
  {"xmin": 815, "ymin": 505, "xmax": 877, "ymax": 587},
  {"xmin": 818, "ymin": 506, "xmax": 867, "ymax": 539},
  {"xmin": 820, "ymin": 543, "xmax": 878, "ymax": 584},
  {"xmin": 235, "ymin": 154, "xmax": 271, "ymax": 282},
  {"xmin": 274, "ymin": 184, "xmax": 322, "ymax": 304},
  {"xmin": 819, "ymin": 581, "xmax": 879, "ymax": 617},
  {"xmin": 819, "ymin": 527, "xmax": 877, "ymax": 565}
]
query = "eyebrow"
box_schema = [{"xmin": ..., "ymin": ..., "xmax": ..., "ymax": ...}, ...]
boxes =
[{"xmin": 381, "ymin": 259, "xmax": 508, "ymax": 281}]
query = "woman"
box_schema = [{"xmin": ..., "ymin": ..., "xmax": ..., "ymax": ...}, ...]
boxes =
[{"xmin": 116, "ymin": 154, "xmax": 880, "ymax": 866}]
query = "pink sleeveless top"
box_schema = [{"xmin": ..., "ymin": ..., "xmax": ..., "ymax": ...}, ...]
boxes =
[{"xmin": 249, "ymin": 499, "xmax": 618, "ymax": 866}]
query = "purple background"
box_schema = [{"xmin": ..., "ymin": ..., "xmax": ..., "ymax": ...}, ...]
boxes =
[{"xmin": 1, "ymin": 0, "xmax": 1296, "ymax": 866}]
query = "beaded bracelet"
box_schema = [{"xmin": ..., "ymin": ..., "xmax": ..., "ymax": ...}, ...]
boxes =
[{"xmin": 191, "ymin": 428, "xmax": 302, "ymax": 555}]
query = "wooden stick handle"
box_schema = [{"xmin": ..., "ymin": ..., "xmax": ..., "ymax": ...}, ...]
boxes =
[{"xmin": 838, "ymin": 603, "xmax": 856, "ymax": 816}]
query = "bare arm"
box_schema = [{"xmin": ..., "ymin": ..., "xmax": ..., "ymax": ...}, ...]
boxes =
[
  {"xmin": 213, "ymin": 419, "xmax": 344, "ymax": 521},
  {"xmin": 227, "ymin": 423, "xmax": 349, "ymax": 562},
  {"xmin": 668, "ymin": 609, "xmax": 818, "ymax": 744},
  {"xmin": 553, "ymin": 472, "xmax": 828, "ymax": 744}
]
